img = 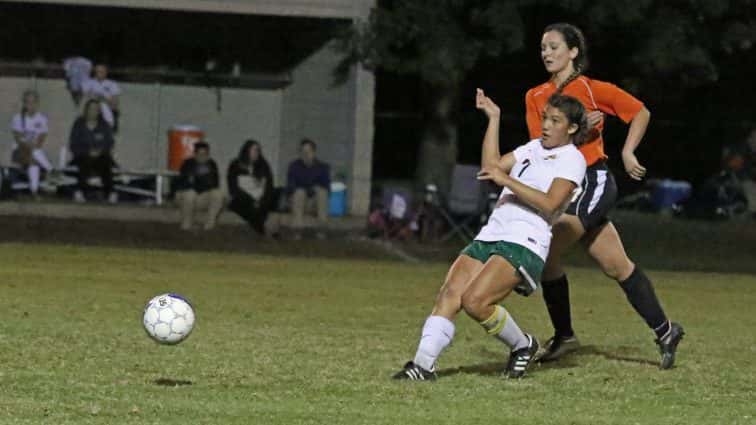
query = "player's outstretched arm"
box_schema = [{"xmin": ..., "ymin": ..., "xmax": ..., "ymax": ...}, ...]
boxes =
[
  {"xmin": 476, "ymin": 88, "xmax": 501, "ymax": 169},
  {"xmin": 476, "ymin": 88, "xmax": 516, "ymax": 173}
]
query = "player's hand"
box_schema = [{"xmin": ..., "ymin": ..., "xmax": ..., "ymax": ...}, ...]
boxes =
[
  {"xmin": 587, "ymin": 110, "xmax": 604, "ymax": 129},
  {"xmin": 477, "ymin": 165, "xmax": 509, "ymax": 186},
  {"xmin": 476, "ymin": 88, "xmax": 500, "ymax": 120},
  {"xmin": 622, "ymin": 151, "xmax": 647, "ymax": 180}
]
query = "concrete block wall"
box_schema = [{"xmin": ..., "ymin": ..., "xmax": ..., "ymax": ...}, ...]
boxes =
[
  {"xmin": 0, "ymin": 41, "xmax": 372, "ymax": 214},
  {"xmin": 280, "ymin": 41, "xmax": 356, "ymax": 185},
  {"xmin": 0, "ymin": 77, "xmax": 283, "ymax": 190}
]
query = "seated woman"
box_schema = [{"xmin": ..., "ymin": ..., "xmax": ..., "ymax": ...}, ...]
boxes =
[
  {"xmin": 227, "ymin": 139, "xmax": 274, "ymax": 235},
  {"xmin": 10, "ymin": 90, "xmax": 54, "ymax": 199},
  {"xmin": 68, "ymin": 99, "xmax": 117, "ymax": 203}
]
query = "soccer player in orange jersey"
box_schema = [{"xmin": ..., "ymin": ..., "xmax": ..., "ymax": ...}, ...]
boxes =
[{"xmin": 525, "ymin": 23, "xmax": 684, "ymax": 369}]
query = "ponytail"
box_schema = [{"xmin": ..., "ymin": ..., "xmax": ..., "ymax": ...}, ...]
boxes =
[{"xmin": 555, "ymin": 69, "xmax": 581, "ymax": 94}]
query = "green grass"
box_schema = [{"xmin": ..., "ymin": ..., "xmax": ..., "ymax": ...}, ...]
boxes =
[{"xmin": 0, "ymin": 243, "xmax": 753, "ymax": 425}]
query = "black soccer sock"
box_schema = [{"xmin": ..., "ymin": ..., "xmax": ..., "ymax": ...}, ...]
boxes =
[
  {"xmin": 618, "ymin": 267, "xmax": 670, "ymax": 339},
  {"xmin": 541, "ymin": 275, "xmax": 575, "ymax": 338}
]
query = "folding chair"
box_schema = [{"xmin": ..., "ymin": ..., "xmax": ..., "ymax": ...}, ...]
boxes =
[
  {"xmin": 434, "ymin": 164, "xmax": 486, "ymax": 243},
  {"xmin": 369, "ymin": 187, "xmax": 415, "ymax": 240}
]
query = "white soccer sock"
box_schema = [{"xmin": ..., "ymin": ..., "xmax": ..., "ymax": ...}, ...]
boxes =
[
  {"xmin": 32, "ymin": 149, "xmax": 53, "ymax": 171},
  {"xmin": 413, "ymin": 315, "xmax": 455, "ymax": 372},
  {"xmin": 480, "ymin": 305, "xmax": 529, "ymax": 351},
  {"xmin": 27, "ymin": 165, "xmax": 40, "ymax": 194}
]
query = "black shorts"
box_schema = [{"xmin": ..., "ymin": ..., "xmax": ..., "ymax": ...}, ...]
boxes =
[{"xmin": 565, "ymin": 161, "xmax": 617, "ymax": 231}]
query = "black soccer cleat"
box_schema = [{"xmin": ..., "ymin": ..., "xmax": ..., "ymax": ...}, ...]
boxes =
[
  {"xmin": 535, "ymin": 334, "xmax": 580, "ymax": 363},
  {"xmin": 504, "ymin": 334, "xmax": 539, "ymax": 379},
  {"xmin": 656, "ymin": 322, "xmax": 684, "ymax": 370},
  {"xmin": 392, "ymin": 361, "xmax": 437, "ymax": 381}
]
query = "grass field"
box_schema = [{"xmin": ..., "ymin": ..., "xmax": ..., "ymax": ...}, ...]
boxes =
[{"xmin": 0, "ymin": 242, "xmax": 754, "ymax": 425}]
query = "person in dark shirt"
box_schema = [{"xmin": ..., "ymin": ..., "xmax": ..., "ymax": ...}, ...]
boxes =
[
  {"xmin": 68, "ymin": 99, "xmax": 117, "ymax": 203},
  {"xmin": 227, "ymin": 139, "xmax": 274, "ymax": 235},
  {"xmin": 176, "ymin": 141, "xmax": 224, "ymax": 230},
  {"xmin": 287, "ymin": 138, "xmax": 330, "ymax": 239}
]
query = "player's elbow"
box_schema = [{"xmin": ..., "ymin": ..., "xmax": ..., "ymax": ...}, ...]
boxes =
[
  {"xmin": 637, "ymin": 106, "xmax": 651, "ymax": 121},
  {"xmin": 540, "ymin": 199, "xmax": 564, "ymax": 218},
  {"xmin": 481, "ymin": 159, "xmax": 498, "ymax": 170},
  {"xmin": 537, "ymin": 204, "xmax": 558, "ymax": 218}
]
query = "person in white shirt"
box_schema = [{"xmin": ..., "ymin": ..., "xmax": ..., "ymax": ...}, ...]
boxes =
[
  {"xmin": 63, "ymin": 56, "xmax": 92, "ymax": 106},
  {"xmin": 393, "ymin": 91, "xmax": 587, "ymax": 381},
  {"xmin": 10, "ymin": 90, "xmax": 54, "ymax": 197},
  {"xmin": 81, "ymin": 64, "xmax": 121, "ymax": 131}
]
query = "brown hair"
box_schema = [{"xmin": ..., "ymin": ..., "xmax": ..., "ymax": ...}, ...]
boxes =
[
  {"xmin": 547, "ymin": 93, "xmax": 589, "ymax": 146},
  {"xmin": 544, "ymin": 23, "xmax": 589, "ymax": 93}
]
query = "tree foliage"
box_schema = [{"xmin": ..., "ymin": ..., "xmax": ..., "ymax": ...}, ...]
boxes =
[
  {"xmin": 339, "ymin": 0, "xmax": 755, "ymax": 89},
  {"xmin": 337, "ymin": 0, "xmax": 756, "ymax": 186},
  {"xmin": 337, "ymin": 0, "xmax": 529, "ymax": 88}
]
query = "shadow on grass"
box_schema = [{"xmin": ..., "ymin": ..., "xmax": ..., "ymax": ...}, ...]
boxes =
[
  {"xmin": 575, "ymin": 345, "xmax": 659, "ymax": 367},
  {"xmin": 437, "ymin": 344, "xmax": 657, "ymax": 378},
  {"xmin": 436, "ymin": 361, "xmax": 507, "ymax": 378},
  {"xmin": 153, "ymin": 378, "xmax": 193, "ymax": 386}
]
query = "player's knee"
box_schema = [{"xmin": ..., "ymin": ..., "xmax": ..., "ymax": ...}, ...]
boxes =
[
  {"xmin": 437, "ymin": 284, "xmax": 461, "ymax": 303},
  {"xmin": 542, "ymin": 261, "xmax": 564, "ymax": 282},
  {"xmin": 460, "ymin": 291, "xmax": 486, "ymax": 321},
  {"xmin": 600, "ymin": 258, "xmax": 634, "ymax": 281}
]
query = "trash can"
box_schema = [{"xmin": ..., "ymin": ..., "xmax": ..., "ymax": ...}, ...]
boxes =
[
  {"xmin": 167, "ymin": 125, "xmax": 204, "ymax": 171},
  {"xmin": 329, "ymin": 182, "xmax": 347, "ymax": 217}
]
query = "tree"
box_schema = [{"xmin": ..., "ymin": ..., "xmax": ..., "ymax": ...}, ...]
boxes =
[
  {"xmin": 338, "ymin": 0, "xmax": 756, "ymax": 191},
  {"xmin": 338, "ymin": 0, "xmax": 529, "ymax": 194}
]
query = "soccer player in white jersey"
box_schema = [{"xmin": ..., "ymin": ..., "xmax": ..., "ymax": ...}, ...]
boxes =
[
  {"xmin": 10, "ymin": 90, "xmax": 54, "ymax": 198},
  {"xmin": 82, "ymin": 64, "xmax": 121, "ymax": 130},
  {"xmin": 393, "ymin": 91, "xmax": 587, "ymax": 380}
]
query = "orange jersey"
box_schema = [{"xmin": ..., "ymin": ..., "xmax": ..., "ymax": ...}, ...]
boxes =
[{"xmin": 525, "ymin": 76, "xmax": 644, "ymax": 166}]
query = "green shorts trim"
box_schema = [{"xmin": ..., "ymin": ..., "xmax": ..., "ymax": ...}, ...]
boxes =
[{"xmin": 460, "ymin": 240, "xmax": 545, "ymax": 288}]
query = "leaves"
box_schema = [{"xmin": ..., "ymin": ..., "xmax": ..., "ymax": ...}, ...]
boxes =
[
  {"xmin": 337, "ymin": 0, "xmax": 527, "ymax": 87},
  {"xmin": 338, "ymin": 0, "xmax": 754, "ymax": 89}
]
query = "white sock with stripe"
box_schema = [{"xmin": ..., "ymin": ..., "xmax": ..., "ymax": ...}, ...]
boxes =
[
  {"xmin": 413, "ymin": 315, "xmax": 455, "ymax": 372},
  {"xmin": 480, "ymin": 305, "xmax": 529, "ymax": 351}
]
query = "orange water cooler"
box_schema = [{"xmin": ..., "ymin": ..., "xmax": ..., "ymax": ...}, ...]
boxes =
[{"xmin": 167, "ymin": 125, "xmax": 204, "ymax": 170}]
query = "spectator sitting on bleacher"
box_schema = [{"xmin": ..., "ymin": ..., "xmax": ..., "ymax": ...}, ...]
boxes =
[
  {"xmin": 69, "ymin": 99, "xmax": 117, "ymax": 204},
  {"xmin": 287, "ymin": 138, "xmax": 330, "ymax": 240},
  {"xmin": 176, "ymin": 142, "xmax": 224, "ymax": 231},
  {"xmin": 10, "ymin": 90, "xmax": 54, "ymax": 199},
  {"xmin": 227, "ymin": 139, "xmax": 274, "ymax": 235},
  {"xmin": 82, "ymin": 63, "xmax": 121, "ymax": 132}
]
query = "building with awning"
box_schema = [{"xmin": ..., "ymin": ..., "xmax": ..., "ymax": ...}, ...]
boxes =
[{"xmin": 0, "ymin": 0, "xmax": 375, "ymax": 215}]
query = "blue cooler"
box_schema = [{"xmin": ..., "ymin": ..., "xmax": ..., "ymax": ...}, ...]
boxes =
[
  {"xmin": 651, "ymin": 179, "xmax": 692, "ymax": 209},
  {"xmin": 329, "ymin": 182, "xmax": 347, "ymax": 216}
]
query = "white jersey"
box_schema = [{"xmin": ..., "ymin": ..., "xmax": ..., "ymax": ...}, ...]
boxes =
[
  {"xmin": 82, "ymin": 78, "xmax": 121, "ymax": 99},
  {"xmin": 475, "ymin": 139, "xmax": 586, "ymax": 261},
  {"xmin": 10, "ymin": 112, "xmax": 48, "ymax": 147},
  {"xmin": 82, "ymin": 78, "xmax": 121, "ymax": 126}
]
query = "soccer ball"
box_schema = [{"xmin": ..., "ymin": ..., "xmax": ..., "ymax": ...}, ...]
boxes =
[{"xmin": 143, "ymin": 293, "xmax": 195, "ymax": 345}]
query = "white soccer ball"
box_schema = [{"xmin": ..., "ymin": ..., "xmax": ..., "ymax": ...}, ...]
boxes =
[{"xmin": 143, "ymin": 293, "xmax": 195, "ymax": 345}]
